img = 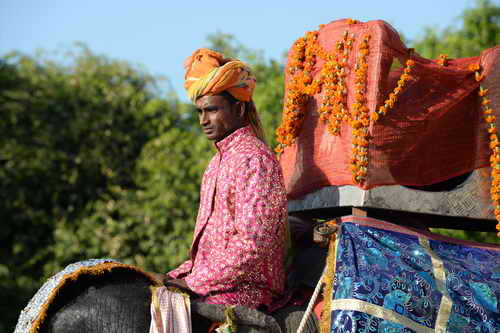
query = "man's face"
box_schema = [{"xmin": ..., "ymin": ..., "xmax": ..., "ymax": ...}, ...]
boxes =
[{"xmin": 195, "ymin": 94, "xmax": 244, "ymax": 142}]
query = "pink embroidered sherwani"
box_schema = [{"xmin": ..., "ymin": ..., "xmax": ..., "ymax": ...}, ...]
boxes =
[{"xmin": 168, "ymin": 126, "xmax": 287, "ymax": 309}]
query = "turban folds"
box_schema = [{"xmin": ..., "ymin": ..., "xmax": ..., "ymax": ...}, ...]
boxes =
[{"xmin": 184, "ymin": 48, "xmax": 256, "ymax": 102}]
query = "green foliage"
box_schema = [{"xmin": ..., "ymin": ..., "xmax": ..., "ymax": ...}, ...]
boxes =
[
  {"xmin": 430, "ymin": 229, "xmax": 499, "ymax": 245},
  {"xmin": 412, "ymin": 0, "xmax": 500, "ymax": 58},
  {"xmin": 0, "ymin": 47, "xmax": 185, "ymax": 331},
  {"xmin": 51, "ymin": 103, "xmax": 213, "ymax": 273}
]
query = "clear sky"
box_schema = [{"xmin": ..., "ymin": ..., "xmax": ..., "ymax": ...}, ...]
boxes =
[{"xmin": 1, "ymin": 0, "xmax": 492, "ymax": 100}]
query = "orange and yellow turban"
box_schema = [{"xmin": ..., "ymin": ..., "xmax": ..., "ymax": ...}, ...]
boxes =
[{"xmin": 184, "ymin": 48, "xmax": 256, "ymax": 102}]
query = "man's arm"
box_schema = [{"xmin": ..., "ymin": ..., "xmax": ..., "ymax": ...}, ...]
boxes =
[
  {"xmin": 167, "ymin": 259, "xmax": 193, "ymax": 279},
  {"xmin": 185, "ymin": 154, "xmax": 287, "ymax": 295}
]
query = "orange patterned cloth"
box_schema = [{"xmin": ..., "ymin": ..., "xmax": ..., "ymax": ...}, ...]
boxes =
[{"xmin": 183, "ymin": 48, "xmax": 256, "ymax": 102}]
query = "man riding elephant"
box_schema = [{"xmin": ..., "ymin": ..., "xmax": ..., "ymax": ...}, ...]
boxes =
[
  {"xmin": 156, "ymin": 48, "xmax": 289, "ymax": 312},
  {"xmin": 16, "ymin": 49, "xmax": 307, "ymax": 333}
]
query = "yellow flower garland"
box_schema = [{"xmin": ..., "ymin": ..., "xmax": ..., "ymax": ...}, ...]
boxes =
[
  {"xmin": 370, "ymin": 59, "xmax": 415, "ymax": 121},
  {"xmin": 349, "ymin": 35, "xmax": 371, "ymax": 184},
  {"xmin": 317, "ymin": 31, "xmax": 354, "ymax": 136},
  {"xmin": 470, "ymin": 64, "xmax": 500, "ymax": 237},
  {"xmin": 276, "ymin": 20, "xmax": 415, "ymax": 186}
]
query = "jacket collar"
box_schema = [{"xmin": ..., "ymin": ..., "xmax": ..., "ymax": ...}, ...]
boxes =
[{"xmin": 215, "ymin": 125, "xmax": 254, "ymax": 153}]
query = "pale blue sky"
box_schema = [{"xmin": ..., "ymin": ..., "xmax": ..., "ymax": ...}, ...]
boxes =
[{"xmin": 1, "ymin": 0, "xmax": 493, "ymax": 100}]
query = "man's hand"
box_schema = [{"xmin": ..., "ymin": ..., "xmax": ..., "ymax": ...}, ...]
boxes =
[
  {"xmin": 165, "ymin": 278, "xmax": 197, "ymax": 296},
  {"xmin": 149, "ymin": 272, "xmax": 173, "ymax": 285},
  {"xmin": 165, "ymin": 278, "xmax": 188, "ymax": 289}
]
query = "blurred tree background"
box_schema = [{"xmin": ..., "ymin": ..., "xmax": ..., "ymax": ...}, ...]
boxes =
[{"xmin": 1, "ymin": 0, "xmax": 498, "ymax": 331}]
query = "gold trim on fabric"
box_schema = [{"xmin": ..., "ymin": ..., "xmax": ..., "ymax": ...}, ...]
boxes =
[
  {"xmin": 150, "ymin": 286, "xmax": 160, "ymax": 311},
  {"xmin": 320, "ymin": 234, "xmax": 339, "ymax": 333},
  {"xmin": 29, "ymin": 262, "xmax": 162, "ymax": 333},
  {"xmin": 332, "ymin": 299, "xmax": 434, "ymax": 333},
  {"xmin": 419, "ymin": 237, "xmax": 452, "ymax": 332}
]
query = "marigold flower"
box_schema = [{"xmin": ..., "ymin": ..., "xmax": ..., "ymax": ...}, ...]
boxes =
[
  {"xmin": 484, "ymin": 108, "xmax": 493, "ymax": 115},
  {"xmin": 486, "ymin": 116, "xmax": 496, "ymax": 123},
  {"xmin": 490, "ymin": 155, "xmax": 500, "ymax": 164},
  {"xmin": 357, "ymin": 169, "xmax": 367, "ymax": 176},
  {"xmin": 468, "ymin": 63, "xmax": 480, "ymax": 72},
  {"xmin": 479, "ymin": 87, "xmax": 489, "ymax": 96},
  {"xmin": 475, "ymin": 72, "xmax": 483, "ymax": 82},
  {"xmin": 358, "ymin": 139, "xmax": 369, "ymax": 147},
  {"xmin": 436, "ymin": 54, "xmax": 448, "ymax": 66}
]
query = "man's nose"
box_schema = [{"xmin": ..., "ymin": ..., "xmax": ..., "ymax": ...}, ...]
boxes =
[{"xmin": 199, "ymin": 111, "xmax": 209, "ymax": 125}]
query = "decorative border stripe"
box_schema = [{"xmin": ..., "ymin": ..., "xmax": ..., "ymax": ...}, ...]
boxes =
[
  {"xmin": 419, "ymin": 237, "xmax": 453, "ymax": 332},
  {"xmin": 331, "ymin": 299, "xmax": 434, "ymax": 333},
  {"xmin": 321, "ymin": 236, "xmax": 339, "ymax": 333}
]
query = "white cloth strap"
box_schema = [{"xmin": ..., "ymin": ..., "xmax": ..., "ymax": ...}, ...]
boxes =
[{"xmin": 149, "ymin": 287, "xmax": 192, "ymax": 333}]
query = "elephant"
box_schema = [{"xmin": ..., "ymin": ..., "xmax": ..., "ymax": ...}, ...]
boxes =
[{"xmin": 15, "ymin": 259, "xmax": 319, "ymax": 333}]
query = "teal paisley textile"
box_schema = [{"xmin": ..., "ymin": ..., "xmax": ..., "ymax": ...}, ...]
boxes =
[{"xmin": 328, "ymin": 216, "xmax": 500, "ymax": 333}]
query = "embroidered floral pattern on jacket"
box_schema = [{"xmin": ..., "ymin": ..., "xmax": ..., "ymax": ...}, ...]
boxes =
[{"xmin": 169, "ymin": 126, "xmax": 288, "ymax": 309}]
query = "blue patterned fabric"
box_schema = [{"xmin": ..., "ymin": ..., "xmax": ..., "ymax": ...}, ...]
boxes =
[{"xmin": 329, "ymin": 219, "xmax": 500, "ymax": 333}]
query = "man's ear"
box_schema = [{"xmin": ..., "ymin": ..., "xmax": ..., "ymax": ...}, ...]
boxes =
[{"xmin": 236, "ymin": 101, "xmax": 246, "ymax": 119}]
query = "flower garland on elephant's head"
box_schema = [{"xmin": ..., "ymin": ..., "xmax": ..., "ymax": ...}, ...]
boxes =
[{"xmin": 275, "ymin": 19, "xmax": 414, "ymax": 185}]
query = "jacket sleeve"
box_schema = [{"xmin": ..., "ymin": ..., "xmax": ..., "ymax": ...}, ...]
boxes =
[
  {"xmin": 167, "ymin": 259, "xmax": 193, "ymax": 279},
  {"xmin": 185, "ymin": 154, "xmax": 287, "ymax": 295}
]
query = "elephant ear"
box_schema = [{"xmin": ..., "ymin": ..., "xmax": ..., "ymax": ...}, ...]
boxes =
[{"xmin": 15, "ymin": 259, "xmax": 161, "ymax": 333}]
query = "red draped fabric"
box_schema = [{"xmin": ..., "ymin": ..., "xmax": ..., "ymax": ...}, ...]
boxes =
[{"xmin": 279, "ymin": 19, "xmax": 500, "ymax": 199}]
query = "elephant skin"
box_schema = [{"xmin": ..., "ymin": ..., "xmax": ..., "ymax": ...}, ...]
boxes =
[{"xmin": 28, "ymin": 267, "xmax": 318, "ymax": 333}]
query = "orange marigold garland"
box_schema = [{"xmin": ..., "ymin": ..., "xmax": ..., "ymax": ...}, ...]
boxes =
[
  {"xmin": 317, "ymin": 31, "xmax": 354, "ymax": 136},
  {"xmin": 349, "ymin": 34, "xmax": 371, "ymax": 184},
  {"xmin": 370, "ymin": 59, "xmax": 415, "ymax": 121},
  {"xmin": 275, "ymin": 34, "xmax": 314, "ymax": 153},
  {"xmin": 276, "ymin": 25, "xmax": 358, "ymax": 153},
  {"xmin": 275, "ymin": 20, "xmax": 414, "ymax": 187},
  {"xmin": 471, "ymin": 64, "xmax": 500, "ymax": 237}
]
